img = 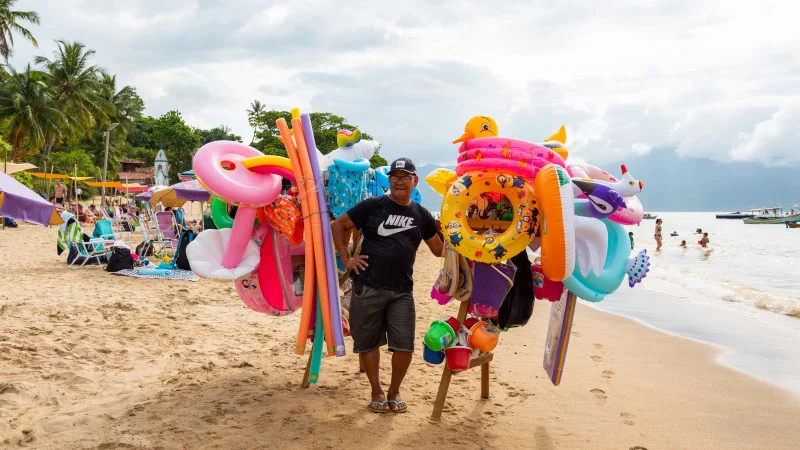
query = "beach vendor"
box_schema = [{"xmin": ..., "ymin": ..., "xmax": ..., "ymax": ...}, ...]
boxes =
[{"xmin": 332, "ymin": 157, "xmax": 444, "ymax": 414}]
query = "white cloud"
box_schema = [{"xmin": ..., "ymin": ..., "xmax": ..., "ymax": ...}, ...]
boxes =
[
  {"xmin": 731, "ymin": 105, "xmax": 800, "ymax": 166},
  {"xmin": 7, "ymin": 0, "xmax": 800, "ymax": 168}
]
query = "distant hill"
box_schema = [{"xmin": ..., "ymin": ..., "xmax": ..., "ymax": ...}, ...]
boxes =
[{"xmin": 415, "ymin": 150, "xmax": 800, "ymax": 212}]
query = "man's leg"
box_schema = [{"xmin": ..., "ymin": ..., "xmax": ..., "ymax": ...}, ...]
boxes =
[
  {"xmin": 349, "ymin": 284, "xmax": 389, "ymax": 412},
  {"xmin": 360, "ymin": 348, "xmax": 388, "ymax": 411},
  {"xmin": 385, "ymin": 291, "xmax": 416, "ymax": 413},
  {"xmin": 387, "ymin": 351, "xmax": 412, "ymax": 412}
]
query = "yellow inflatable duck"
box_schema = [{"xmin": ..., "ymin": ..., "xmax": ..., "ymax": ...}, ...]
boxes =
[
  {"xmin": 452, "ymin": 115, "xmax": 498, "ymax": 144},
  {"xmin": 543, "ymin": 125, "xmax": 569, "ymax": 161}
]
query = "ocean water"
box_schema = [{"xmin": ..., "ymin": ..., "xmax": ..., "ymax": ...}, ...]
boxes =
[
  {"xmin": 625, "ymin": 212, "xmax": 800, "ymax": 318},
  {"xmin": 595, "ymin": 212, "xmax": 800, "ymax": 395}
]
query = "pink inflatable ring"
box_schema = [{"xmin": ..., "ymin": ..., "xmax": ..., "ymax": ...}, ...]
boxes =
[
  {"xmin": 194, "ymin": 141, "xmax": 282, "ymax": 207},
  {"xmin": 455, "ymin": 137, "xmax": 566, "ymax": 180}
]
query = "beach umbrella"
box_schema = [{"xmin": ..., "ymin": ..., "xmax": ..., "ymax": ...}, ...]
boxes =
[
  {"xmin": 0, "ymin": 172, "xmax": 63, "ymax": 226},
  {"xmin": 149, "ymin": 179, "xmax": 210, "ymax": 209},
  {"xmin": 2, "ymin": 162, "xmax": 37, "ymax": 175}
]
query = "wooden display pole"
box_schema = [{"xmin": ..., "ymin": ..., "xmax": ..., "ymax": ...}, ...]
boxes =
[{"xmin": 431, "ymin": 299, "xmax": 493, "ymax": 420}]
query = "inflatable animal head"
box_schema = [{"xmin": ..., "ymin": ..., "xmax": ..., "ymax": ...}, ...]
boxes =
[
  {"xmin": 453, "ymin": 116, "xmax": 498, "ymax": 144},
  {"xmin": 542, "ymin": 125, "xmax": 569, "ymax": 161},
  {"xmin": 317, "ymin": 128, "xmax": 379, "ymax": 172}
]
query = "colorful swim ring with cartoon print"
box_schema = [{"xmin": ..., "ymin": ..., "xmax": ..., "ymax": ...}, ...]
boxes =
[
  {"xmin": 455, "ymin": 137, "xmax": 566, "ymax": 179},
  {"xmin": 567, "ymin": 163, "xmax": 644, "ymax": 225},
  {"xmin": 533, "ymin": 164, "xmax": 576, "ymax": 282},
  {"xmin": 440, "ymin": 170, "xmax": 537, "ymax": 264}
]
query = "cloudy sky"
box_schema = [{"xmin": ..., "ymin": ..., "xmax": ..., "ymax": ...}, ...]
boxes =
[{"xmin": 10, "ymin": 0, "xmax": 800, "ymax": 168}]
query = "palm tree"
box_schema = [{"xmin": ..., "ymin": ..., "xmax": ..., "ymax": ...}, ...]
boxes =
[
  {"xmin": 0, "ymin": 0, "xmax": 39, "ymax": 62},
  {"xmin": 0, "ymin": 64, "xmax": 66, "ymax": 160},
  {"xmin": 98, "ymin": 73, "xmax": 143, "ymax": 137},
  {"xmin": 35, "ymin": 40, "xmax": 113, "ymax": 137},
  {"xmin": 246, "ymin": 99, "xmax": 265, "ymax": 144}
]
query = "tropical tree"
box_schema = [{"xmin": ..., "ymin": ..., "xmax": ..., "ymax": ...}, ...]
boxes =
[
  {"xmin": 194, "ymin": 125, "xmax": 242, "ymax": 145},
  {"xmin": 0, "ymin": 64, "xmax": 65, "ymax": 160},
  {"xmin": 250, "ymin": 110, "xmax": 387, "ymax": 167},
  {"xmin": 0, "ymin": 0, "xmax": 39, "ymax": 62},
  {"xmin": 98, "ymin": 73, "xmax": 144, "ymax": 138},
  {"xmin": 35, "ymin": 40, "xmax": 112, "ymax": 136},
  {"xmin": 246, "ymin": 99, "xmax": 266, "ymax": 143},
  {"xmin": 152, "ymin": 110, "xmax": 200, "ymax": 181}
]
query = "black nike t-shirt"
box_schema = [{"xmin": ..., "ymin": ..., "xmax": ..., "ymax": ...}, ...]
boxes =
[{"xmin": 346, "ymin": 195, "xmax": 436, "ymax": 294}]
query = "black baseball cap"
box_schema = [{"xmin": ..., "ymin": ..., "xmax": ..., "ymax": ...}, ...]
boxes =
[{"xmin": 389, "ymin": 157, "xmax": 417, "ymax": 175}]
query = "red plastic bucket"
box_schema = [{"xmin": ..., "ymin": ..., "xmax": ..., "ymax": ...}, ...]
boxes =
[
  {"xmin": 531, "ymin": 263, "xmax": 564, "ymax": 302},
  {"xmin": 444, "ymin": 346, "xmax": 472, "ymax": 373}
]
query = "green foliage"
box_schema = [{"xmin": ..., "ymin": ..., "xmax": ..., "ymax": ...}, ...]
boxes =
[
  {"xmin": 11, "ymin": 170, "xmax": 34, "ymax": 189},
  {"xmin": 0, "ymin": 0, "xmax": 40, "ymax": 62},
  {"xmin": 0, "ymin": 64, "xmax": 66, "ymax": 160},
  {"xmin": 248, "ymin": 109, "xmax": 386, "ymax": 166},
  {"xmin": 194, "ymin": 125, "xmax": 242, "ymax": 145},
  {"xmin": 152, "ymin": 110, "xmax": 200, "ymax": 181},
  {"xmin": 127, "ymin": 116, "xmax": 156, "ymax": 149},
  {"xmin": 48, "ymin": 147, "xmax": 99, "ymax": 178}
]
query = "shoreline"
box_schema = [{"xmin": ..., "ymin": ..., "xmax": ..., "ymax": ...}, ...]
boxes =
[{"xmin": 2, "ymin": 223, "xmax": 800, "ymax": 448}]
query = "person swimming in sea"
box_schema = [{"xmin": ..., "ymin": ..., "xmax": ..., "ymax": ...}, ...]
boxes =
[
  {"xmin": 680, "ymin": 240, "xmax": 687, "ymax": 247},
  {"xmin": 699, "ymin": 232, "xmax": 709, "ymax": 248}
]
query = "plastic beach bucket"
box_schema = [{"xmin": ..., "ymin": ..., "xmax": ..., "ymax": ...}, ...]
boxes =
[
  {"xmin": 423, "ymin": 343, "xmax": 445, "ymax": 365},
  {"xmin": 467, "ymin": 321, "xmax": 499, "ymax": 352},
  {"xmin": 445, "ymin": 346, "xmax": 472, "ymax": 372},
  {"xmin": 531, "ymin": 263, "xmax": 564, "ymax": 302},
  {"xmin": 423, "ymin": 317, "xmax": 459, "ymax": 352}
]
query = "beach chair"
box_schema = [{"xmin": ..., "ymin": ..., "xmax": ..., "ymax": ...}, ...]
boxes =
[
  {"xmin": 92, "ymin": 219, "xmax": 117, "ymax": 242},
  {"xmin": 154, "ymin": 211, "xmax": 181, "ymax": 253},
  {"xmin": 57, "ymin": 212, "xmax": 113, "ymax": 268},
  {"xmin": 70, "ymin": 203, "xmax": 87, "ymax": 223}
]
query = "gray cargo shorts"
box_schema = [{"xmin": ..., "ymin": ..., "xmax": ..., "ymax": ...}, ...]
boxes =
[{"xmin": 349, "ymin": 283, "xmax": 415, "ymax": 353}]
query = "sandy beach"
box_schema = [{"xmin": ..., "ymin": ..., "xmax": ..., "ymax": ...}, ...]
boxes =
[{"xmin": 2, "ymin": 222, "xmax": 800, "ymax": 449}]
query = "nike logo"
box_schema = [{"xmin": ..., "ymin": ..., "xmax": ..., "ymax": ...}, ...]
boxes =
[
  {"xmin": 378, "ymin": 222, "xmax": 417, "ymax": 236},
  {"xmin": 377, "ymin": 214, "xmax": 416, "ymax": 236}
]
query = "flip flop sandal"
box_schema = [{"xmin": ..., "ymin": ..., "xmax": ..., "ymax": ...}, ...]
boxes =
[
  {"xmin": 368, "ymin": 400, "xmax": 390, "ymax": 414},
  {"xmin": 388, "ymin": 400, "xmax": 407, "ymax": 414}
]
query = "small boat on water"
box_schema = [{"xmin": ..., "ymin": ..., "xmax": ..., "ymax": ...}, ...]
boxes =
[
  {"xmin": 642, "ymin": 213, "xmax": 657, "ymax": 220},
  {"xmin": 787, "ymin": 222, "xmax": 800, "ymax": 229},
  {"xmin": 716, "ymin": 211, "xmax": 755, "ymax": 219},
  {"xmin": 743, "ymin": 207, "xmax": 800, "ymax": 224}
]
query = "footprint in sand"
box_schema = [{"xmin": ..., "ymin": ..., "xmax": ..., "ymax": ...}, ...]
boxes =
[
  {"xmin": 572, "ymin": 331, "xmax": 581, "ymax": 337},
  {"xmin": 590, "ymin": 388, "xmax": 607, "ymax": 401},
  {"xmin": 602, "ymin": 370, "xmax": 615, "ymax": 380},
  {"xmin": 593, "ymin": 343, "xmax": 603, "ymax": 350},
  {"xmin": 620, "ymin": 412, "xmax": 636, "ymax": 425},
  {"xmin": 590, "ymin": 355, "xmax": 602, "ymax": 362}
]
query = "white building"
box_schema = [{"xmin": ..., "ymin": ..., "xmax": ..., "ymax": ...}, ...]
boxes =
[{"xmin": 154, "ymin": 149, "xmax": 169, "ymax": 186}]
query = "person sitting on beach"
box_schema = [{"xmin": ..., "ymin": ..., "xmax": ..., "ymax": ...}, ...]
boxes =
[
  {"xmin": 699, "ymin": 232, "xmax": 710, "ymax": 247},
  {"xmin": 331, "ymin": 157, "xmax": 444, "ymax": 414},
  {"xmin": 680, "ymin": 240, "xmax": 687, "ymax": 247},
  {"xmin": 85, "ymin": 205, "xmax": 100, "ymax": 224}
]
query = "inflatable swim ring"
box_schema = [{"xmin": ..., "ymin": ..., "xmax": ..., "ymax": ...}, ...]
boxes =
[
  {"xmin": 455, "ymin": 137, "xmax": 566, "ymax": 180},
  {"xmin": 533, "ymin": 164, "xmax": 575, "ymax": 282},
  {"xmin": 440, "ymin": 170, "xmax": 537, "ymax": 263}
]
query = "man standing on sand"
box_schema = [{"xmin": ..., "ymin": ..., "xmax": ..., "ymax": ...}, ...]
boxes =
[
  {"xmin": 332, "ymin": 157, "xmax": 444, "ymax": 414},
  {"xmin": 53, "ymin": 179, "xmax": 67, "ymax": 205}
]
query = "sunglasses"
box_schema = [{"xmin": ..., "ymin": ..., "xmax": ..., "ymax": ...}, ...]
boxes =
[{"xmin": 389, "ymin": 175, "xmax": 414, "ymax": 183}]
